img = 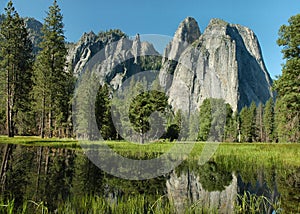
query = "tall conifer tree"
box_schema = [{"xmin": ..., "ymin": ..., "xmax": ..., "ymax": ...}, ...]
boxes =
[
  {"xmin": 32, "ymin": 0, "xmax": 70, "ymax": 138},
  {"xmin": 263, "ymin": 98, "xmax": 274, "ymax": 142},
  {"xmin": 0, "ymin": 1, "xmax": 33, "ymax": 137},
  {"xmin": 275, "ymin": 14, "xmax": 300, "ymax": 142}
]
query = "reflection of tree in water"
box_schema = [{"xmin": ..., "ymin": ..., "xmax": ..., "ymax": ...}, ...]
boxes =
[
  {"xmin": 1, "ymin": 145, "xmax": 34, "ymax": 207},
  {"xmin": 43, "ymin": 149, "xmax": 75, "ymax": 210},
  {"xmin": 72, "ymin": 153, "xmax": 104, "ymax": 197},
  {"xmin": 198, "ymin": 161, "xmax": 233, "ymax": 192},
  {"xmin": 175, "ymin": 160, "xmax": 233, "ymax": 192}
]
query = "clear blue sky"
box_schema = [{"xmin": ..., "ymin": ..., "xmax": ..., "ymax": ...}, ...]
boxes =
[{"xmin": 1, "ymin": 0, "xmax": 299, "ymax": 78}]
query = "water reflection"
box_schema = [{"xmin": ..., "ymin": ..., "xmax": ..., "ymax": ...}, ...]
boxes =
[
  {"xmin": 167, "ymin": 161, "xmax": 283, "ymax": 214},
  {"xmin": 167, "ymin": 161, "xmax": 236, "ymax": 213},
  {"xmin": 0, "ymin": 144, "xmax": 298, "ymax": 213}
]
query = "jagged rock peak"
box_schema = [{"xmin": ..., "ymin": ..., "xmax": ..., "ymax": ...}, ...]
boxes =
[
  {"xmin": 174, "ymin": 17, "xmax": 201, "ymax": 43},
  {"xmin": 134, "ymin": 33, "xmax": 141, "ymax": 42},
  {"xmin": 80, "ymin": 31, "xmax": 97, "ymax": 42},
  {"xmin": 160, "ymin": 17, "xmax": 200, "ymax": 88}
]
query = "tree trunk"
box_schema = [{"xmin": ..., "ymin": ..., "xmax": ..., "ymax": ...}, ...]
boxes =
[
  {"xmin": 49, "ymin": 109, "xmax": 52, "ymax": 138},
  {"xmin": 140, "ymin": 131, "xmax": 144, "ymax": 144},
  {"xmin": 41, "ymin": 94, "xmax": 45, "ymax": 139},
  {"xmin": 6, "ymin": 61, "xmax": 13, "ymax": 137}
]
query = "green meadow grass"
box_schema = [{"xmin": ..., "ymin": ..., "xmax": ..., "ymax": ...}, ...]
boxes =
[
  {"xmin": 0, "ymin": 136, "xmax": 299, "ymax": 167},
  {"xmin": 0, "ymin": 136, "xmax": 79, "ymax": 148},
  {"xmin": 0, "ymin": 192, "xmax": 285, "ymax": 214}
]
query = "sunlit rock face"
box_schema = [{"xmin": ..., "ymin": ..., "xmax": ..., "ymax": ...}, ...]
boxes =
[
  {"xmin": 159, "ymin": 17, "xmax": 201, "ymax": 93},
  {"xmin": 67, "ymin": 32, "xmax": 158, "ymax": 89},
  {"xmin": 163, "ymin": 18, "xmax": 273, "ymax": 112}
]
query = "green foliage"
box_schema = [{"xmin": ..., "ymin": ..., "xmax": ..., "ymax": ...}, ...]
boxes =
[
  {"xmin": 255, "ymin": 103, "xmax": 264, "ymax": 142},
  {"xmin": 0, "ymin": 1, "xmax": 33, "ymax": 137},
  {"xmin": 32, "ymin": 0, "xmax": 72, "ymax": 138},
  {"xmin": 274, "ymin": 14, "xmax": 300, "ymax": 142},
  {"xmin": 73, "ymin": 70, "xmax": 99, "ymax": 140},
  {"xmin": 224, "ymin": 111, "xmax": 239, "ymax": 142},
  {"xmin": 95, "ymin": 84, "xmax": 118, "ymax": 140},
  {"xmin": 274, "ymin": 98, "xmax": 290, "ymax": 142},
  {"xmin": 198, "ymin": 99, "xmax": 212, "ymax": 141},
  {"xmin": 129, "ymin": 90, "xmax": 168, "ymax": 144},
  {"xmin": 139, "ymin": 56, "xmax": 162, "ymax": 71},
  {"xmin": 263, "ymin": 98, "xmax": 274, "ymax": 142},
  {"xmin": 198, "ymin": 98, "xmax": 230, "ymax": 142},
  {"xmin": 240, "ymin": 102, "xmax": 257, "ymax": 142},
  {"xmin": 277, "ymin": 14, "xmax": 300, "ymax": 60},
  {"xmin": 187, "ymin": 110, "xmax": 199, "ymax": 141},
  {"xmin": 98, "ymin": 29, "xmax": 127, "ymax": 40}
]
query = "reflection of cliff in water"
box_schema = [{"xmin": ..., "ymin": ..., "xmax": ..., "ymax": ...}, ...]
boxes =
[
  {"xmin": 167, "ymin": 161, "xmax": 280, "ymax": 214},
  {"xmin": 167, "ymin": 161, "xmax": 236, "ymax": 213}
]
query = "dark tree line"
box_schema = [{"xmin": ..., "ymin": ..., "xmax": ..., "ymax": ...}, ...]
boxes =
[{"xmin": 196, "ymin": 96, "xmax": 296, "ymax": 143}]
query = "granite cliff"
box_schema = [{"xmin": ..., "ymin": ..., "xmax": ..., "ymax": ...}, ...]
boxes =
[{"xmin": 164, "ymin": 18, "xmax": 273, "ymax": 112}]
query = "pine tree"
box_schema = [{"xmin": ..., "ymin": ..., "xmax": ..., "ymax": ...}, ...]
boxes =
[
  {"xmin": 198, "ymin": 98, "xmax": 231, "ymax": 142},
  {"xmin": 224, "ymin": 107, "xmax": 237, "ymax": 142},
  {"xmin": 73, "ymin": 70, "xmax": 99, "ymax": 140},
  {"xmin": 0, "ymin": 1, "xmax": 33, "ymax": 137},
  {"xmin": 95, "ymin": 84, "xmax": 117, "ymax": 140},
  {"xmin": 32, "ymin": 0, "xmax": 69, "ymax": 138},
  {"xmin": 274, "ymin": 14, "xmax": 300, "ymax": 142},
  {"xmin": 240, "ymin": 102, "xmax": 256, "ymax": 142},
  {"xmin": 210, "ymin": 99, "xmax": 229, "ymax": 142},
  {"xmin": 198, "ymin": 99, "xmax": 212, "ymax": 141},
  {"xmin": 255, "ymin": 102, "xmax": 264, "ymax": 142},
  {"xmin": 263, "ymin": 98, "xmax": 274, "ymax": 142},
  {"xmin": 129, "ymin": 90, "xmax": 168, "ymax": 144},
  {"xmin": 249, "ymin": 101, "xmax": 257, "ymax": 142},
  {"xmin": 274, "ymin": 98, "xmax": 289, "ymax": 142}
]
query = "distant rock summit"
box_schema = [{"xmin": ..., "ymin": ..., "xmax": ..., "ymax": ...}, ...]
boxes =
[{"xmin": 19, "ymin": 16, "xmax": 273, "ymax": 111}]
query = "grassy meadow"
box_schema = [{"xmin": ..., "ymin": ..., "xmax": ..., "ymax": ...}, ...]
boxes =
[{"xmin": 0, "ymin": 136, "xmax": 298, "ymax": 167}]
